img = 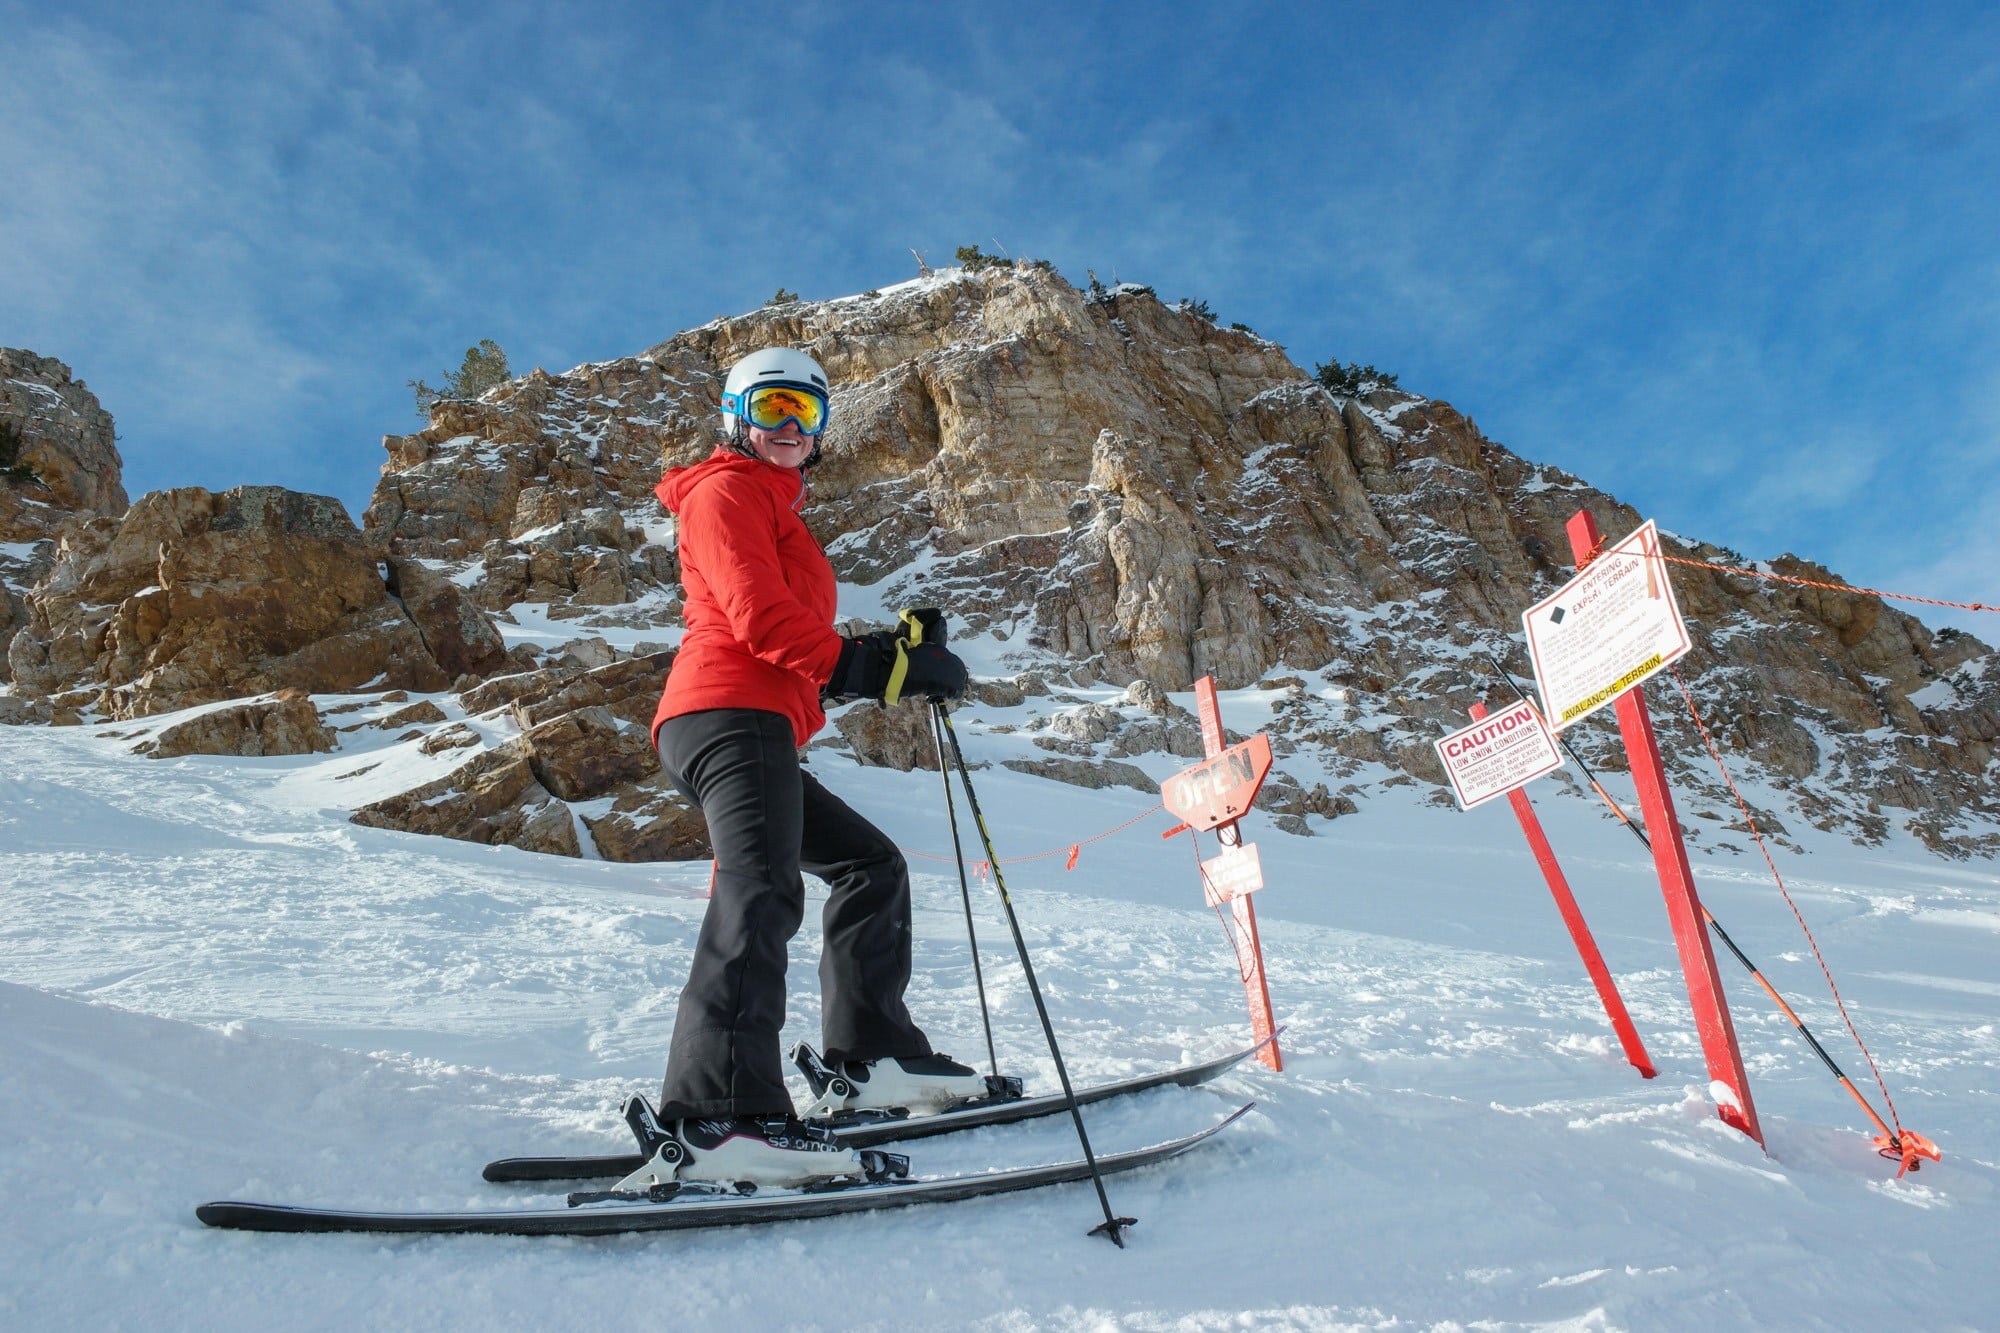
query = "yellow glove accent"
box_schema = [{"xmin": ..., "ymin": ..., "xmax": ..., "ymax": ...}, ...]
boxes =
[
  {"xmin": 883, "ymin": 641, "xmax": 911, "ymax": 706},
  {"xmin": 883, "ymin": 609, "xmax": 941, "ymax": 706}
]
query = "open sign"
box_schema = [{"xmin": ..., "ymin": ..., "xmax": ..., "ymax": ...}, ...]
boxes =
[{"xmin": 1162, "ymin": 734, "xmax": 1273, "ymax": 832}]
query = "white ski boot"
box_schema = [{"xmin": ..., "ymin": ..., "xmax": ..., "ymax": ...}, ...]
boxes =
[
  {"xmin": 673, "ymin": 1114, "xmax": 869, "ymax": 1187},
  {"xmin": 611, "ymin": 1096, "xmax": 893, "ymax": 1193},
  {"xmin": 794, "ymin": 1045, "xmax": 1006, "ymax": 1117}
]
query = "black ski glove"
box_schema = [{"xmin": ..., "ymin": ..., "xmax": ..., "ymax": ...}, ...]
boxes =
[
  {"xmin": 826, "ymin": 630, "xmax": 899, "ymax": 701},
  {"xmin": 825, "ymin": 609, "xmax": 969, "ymax": 705}
]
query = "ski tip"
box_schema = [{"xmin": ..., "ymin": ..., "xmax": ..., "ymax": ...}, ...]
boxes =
[
  {"xmin": 197, "ymin": 1201, "xmax": 275, "ymax": 1230},
  {"xmin": 482, "ymin": 1153, "xmax": 649, "ymax": 1183},
  {"xmin": 1210, "ymin": 1101, "xmax": 1256, "ymax": 1132}
]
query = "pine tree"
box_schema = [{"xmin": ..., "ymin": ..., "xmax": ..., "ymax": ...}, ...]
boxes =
[
  {"xmin": 1313, "ymin": 360, "xmax": 1400, "ymax": 397},
  {"xmin": 409, "ymin": 340, "xmax": 512, "ymax": 418},
  {"xmin": 955, "ymin": 245, "xmax": 1008, "ymax": 272}
]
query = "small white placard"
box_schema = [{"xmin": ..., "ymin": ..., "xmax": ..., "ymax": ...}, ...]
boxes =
[
  {"xmin": 1199, "ymin": 842, "xmax": 1264, "ymax": 906},
  {"xmin": 1521, "ymin": 519, "xmax": 1691, "ymax": 731},
  {"xmin": 1434, "ymin": 698, "xmax": 1565, "ymax": 809}
]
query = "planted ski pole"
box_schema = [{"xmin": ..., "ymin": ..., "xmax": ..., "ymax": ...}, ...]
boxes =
[
  {"xmin": 932, "ymin": 698, "xmax": 1136, "ymax": 1246},
  {"xmin": 1484, "ymin": 653, "xmax": 1940, "ymax": 1171},
  {"xmin": 930, "ymin": 703, "xmax": 1000, "ymax": 1079}
]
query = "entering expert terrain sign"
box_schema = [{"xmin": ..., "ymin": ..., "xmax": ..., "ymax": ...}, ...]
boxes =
[
  {"xmin": 1522, "ymin": 519, "xmax": 1691, "ymax": 731},
  {"xmin": 1434, "ymin": 698, "xmax": 1564, "ymax": 809}
]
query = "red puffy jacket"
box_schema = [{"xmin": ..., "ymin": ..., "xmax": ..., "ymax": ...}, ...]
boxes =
[{"xmin": 651, "ymin": 448, "xmax": 846, "ymax": 748}]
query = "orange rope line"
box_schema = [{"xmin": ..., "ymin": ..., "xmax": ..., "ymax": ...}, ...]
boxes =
[
  {"xmin": 904, "ymin": 802, "xmax": 1167, "ymax": 867},
  {"xmin": 1661, "ymin": 552, "xmax": 1994, "ymax": 613},
  {"xmin": 1576, "ymin": 535, "xmax": 1994, "ymax": 614},
  {"xmin": 1663, "ymin": 664, "xmax": 1905, "ymax": 1134}
]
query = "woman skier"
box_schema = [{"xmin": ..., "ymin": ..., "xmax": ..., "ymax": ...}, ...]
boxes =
[{"xmin": 647, "ymin": 346, "xmax": 983, "ymax": 1185}]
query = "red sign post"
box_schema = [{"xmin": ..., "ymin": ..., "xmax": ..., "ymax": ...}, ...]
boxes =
[
  {"xmin": 1162, "ymin": 677, "xmax": 1283, "ymax": 1071},
  {"xmin": 1563, "ymin": 511, "xmax": 1762, "ymax": 1146},
  {"xmin": 1469, "ymin": 701, "xmax": 1654, "ymax": 1079}
]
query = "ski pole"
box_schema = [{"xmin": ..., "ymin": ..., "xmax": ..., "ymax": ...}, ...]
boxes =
[
  {"xmin": 1483, "ymin": 653, "xmax": 1932, "ymax": 1164},
  {"xmin": 929, "ymin": 702, "xmax": 1000, "ymax": 1079},
  {"xmin": 932, "ymin": 699, "xmax": 1136, "ymax": 1246}
]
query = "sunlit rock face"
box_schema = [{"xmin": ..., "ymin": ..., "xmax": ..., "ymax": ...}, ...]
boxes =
[
  {"xmin": 353, "ymin": 263, "xmax": 2000, "ymax": 854},
  {"xmin": 0, "ymin": 349, "xmax": 126, "ymax": 519},
  {"xmin": 136, "ymin": 689, "xmax": 336, "ymax": 759},
  {"xmin": 1, "ymin": 349, "xmax": 129, "ymax": 685},
  {"xmin": 0, "ymin": 350, "xmax": 507, "ymax": 722},
  {"xmin": 7, "ymin": 265, "xmax": 1997, "ymax": 857},
  {"xmin": 5, "ymin": 485, "xmax": 473, "ymax": 719}
]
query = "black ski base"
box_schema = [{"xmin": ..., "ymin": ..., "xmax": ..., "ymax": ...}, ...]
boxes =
[
  {"xmin": 481, "ymin": 1033, "xmax": 1276, "ymax": 1184},
  {"xmin": 196, "ymin": 1104, "xmax": 1251, "ymax": 1237}
]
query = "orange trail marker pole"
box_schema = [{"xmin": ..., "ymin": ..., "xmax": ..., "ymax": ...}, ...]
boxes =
[
  {"xmin": 1225, "ymin": 873, "xmax": 1281, "ymax": 1072},
  {"xmin": 1698, "ymin": 904, "xmax": 1935, "ymax": 1172},
  {"xmin": 1164, "ymin": 676, "xmax": 1282, "ymax": 1072},
  {"xmin": 1470, "ymin": 701, "xmax": 1654, "ymax": 1078},
  {"xmin": 1565, "ymin": 510, "xmax": 1763, "ymax": 1147},
  {"xmin": 1197, "ymin": 678, "xmax": 1280, "ymax": 1072},
  {"xmin": 1489, "ymin": 652, "xmax": 1937, "ymax": 1170}
]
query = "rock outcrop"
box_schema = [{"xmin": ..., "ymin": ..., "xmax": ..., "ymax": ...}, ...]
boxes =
[
  {"xmin": 353, "ymin": 263, "xmax": 2000, "ymax": 854},
  {"xmin": 351, "ymin": 746, "xmax": 583, "ymax": 857},
  {"xmin": 5, "ymin": 485, "xmax": 495, "ymax": 720},
  {"xmin": 347, "ymin": 652, "xmax": 708, "ymax": 862},
  {"xmin": 1, "ymin": 349, "xmax": 128, "ymax": 683},
  {"xmin": 137, "ymin": 690, "xmax": 336, "ymax": 758},
  {"xmin": 9, "ymin": 264, "xmax": 1999, "ymax": 858},
  {"xmin": 0, "ymin": 349, "xmax": 126, "ymax": 519}
]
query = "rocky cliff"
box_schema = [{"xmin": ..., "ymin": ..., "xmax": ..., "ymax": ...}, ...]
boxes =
[
  {"xmin": 1, "ymin": 349, "xmax": 129, "ymax": 685},
  {"xmin": 4, "ymin": 483, "xmax": 518, "ymax": 721},
  {"xmin": 357, "ymin": 263, "xmax": 2000, "ymax": 855},
  {"xmin": 7, "ymin": 263, "xmax": 1998, "ymax": 858}
]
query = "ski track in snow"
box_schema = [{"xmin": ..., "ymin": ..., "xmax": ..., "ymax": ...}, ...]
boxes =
[{"xmin": 1, "ymin": 709, "xmax": 1996, "ymax": 1332}]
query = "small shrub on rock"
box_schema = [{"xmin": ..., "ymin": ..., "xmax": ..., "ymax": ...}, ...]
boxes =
[
  {"xmin": 1313, "ymin": 359, "xmax": 1400, "ymax": 396},
  {"xmin": 955, "ymin": 245, "xmax": 1009, "ymax": 272},
  {"xmin": 410, "ymin": 340, "xmax": 511, "ymax": 418}
]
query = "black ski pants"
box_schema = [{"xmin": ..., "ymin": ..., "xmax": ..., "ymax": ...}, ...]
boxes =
[{"xmin": 654, "ymin": 707, "xmax": 932, "ymax": 1119}]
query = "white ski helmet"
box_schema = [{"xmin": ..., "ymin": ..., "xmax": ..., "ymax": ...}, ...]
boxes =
[{"xmin": 720, "ymin": 347, "xmax": 831, "ymax": 435}]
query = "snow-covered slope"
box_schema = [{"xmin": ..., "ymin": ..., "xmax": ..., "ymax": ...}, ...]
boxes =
[{"xmin": 1, "ymin": 689, "xmax": 1994, "ymax": 1331}]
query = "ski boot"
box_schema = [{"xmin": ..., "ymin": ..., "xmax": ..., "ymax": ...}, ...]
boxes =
[
  {"xmin": 792, "ymin": 1043, "xmax": 1023, "ymax": 1119},
  {"xmin": 596, "ymin": 1095, "xmax": 907, "ymax": 1198}
]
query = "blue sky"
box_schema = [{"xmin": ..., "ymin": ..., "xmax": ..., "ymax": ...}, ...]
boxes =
[{"xmin": 5, "ymin": 1, "xmax": 1997, "ymax": 632}]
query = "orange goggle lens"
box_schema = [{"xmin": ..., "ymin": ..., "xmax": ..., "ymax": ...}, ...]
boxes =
[{"xmin": 742, "ymin": 384, "xmax": 828, "ymax": 435}]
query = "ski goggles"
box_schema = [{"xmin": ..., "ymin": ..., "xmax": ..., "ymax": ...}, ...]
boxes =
[{"xmin": 728, "ymin": 383, "xmax": 829, "ymax": 435}]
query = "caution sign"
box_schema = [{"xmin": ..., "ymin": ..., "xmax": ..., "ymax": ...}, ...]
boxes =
[
  {"xmin": 1434, "ymin": 698, "xmax": 1565, "ymax": 809},
  {"xmin": 1522, "ymin": 519, "xmax": 1691, "ymax": 731}
]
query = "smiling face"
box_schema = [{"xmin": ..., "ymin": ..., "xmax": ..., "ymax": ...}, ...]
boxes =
[{"xmin": 744, "ymin": 420, "xmax": 815, "ymax": 469}]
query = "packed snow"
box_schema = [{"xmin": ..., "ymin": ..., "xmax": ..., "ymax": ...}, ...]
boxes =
[{"xmin": 1, "ymin": 672, "xmax": 1995, "ymax": 1330}]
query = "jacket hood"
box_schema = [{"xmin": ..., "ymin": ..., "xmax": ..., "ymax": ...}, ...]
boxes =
[{"xmin": 655, "ymin": 446, "xmax": 806, "ymax": 515}]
